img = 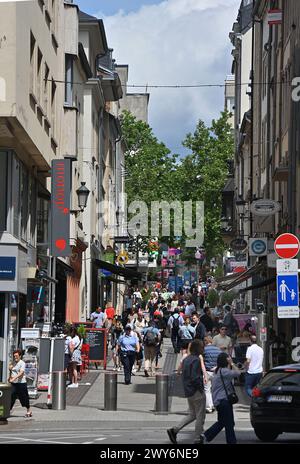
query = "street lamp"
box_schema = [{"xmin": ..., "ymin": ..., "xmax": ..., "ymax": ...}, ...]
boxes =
[{"xmin": 71, "ymin": 182, "xmax": 90, "ymax": 214}]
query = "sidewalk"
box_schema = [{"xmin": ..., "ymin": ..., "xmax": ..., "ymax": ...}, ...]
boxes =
[{"xmin": 4, "ymin": 338, "xmax": 251, "ymax": 429}]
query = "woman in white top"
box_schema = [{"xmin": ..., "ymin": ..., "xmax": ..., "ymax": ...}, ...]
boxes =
[
  {"xmin": 68, "ymin": 327, "xmax": 83, "ymax": 388},
  {"xmin": 8, "ymin": 349, "xmax": 32, "ymax": 418}
]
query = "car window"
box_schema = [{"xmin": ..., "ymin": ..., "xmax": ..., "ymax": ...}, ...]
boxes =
[{"xmin": 260, "ymin": 371, "xmax": 300, "ymax": 387}]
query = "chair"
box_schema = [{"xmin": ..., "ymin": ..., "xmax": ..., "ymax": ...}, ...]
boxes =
[{"xmin": 80, "ymin": 343, "xmax": 90, "ymax": 376}]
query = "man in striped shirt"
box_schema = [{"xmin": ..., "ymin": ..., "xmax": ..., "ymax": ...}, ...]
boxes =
[{"xmin": 203, "ymin": 336, "xmax": 222, "ymax": 413}]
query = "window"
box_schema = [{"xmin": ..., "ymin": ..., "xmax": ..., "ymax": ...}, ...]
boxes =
[
  {"xmin": 51, "ymin": 78, "xmax": 57, "ymax": 138},
  {"xmin": 30, "ymin": 32, "xmax": 36, "ymax": 98},
  {"xmin": 44, "ymin": 63, "xmax": 50, "ymax": 116},
  {"xmin": 12, "ymin": 156, "xmax": 21, "ymax": 238},
  {"xmin": 21, "ymin": 165, "xmax": 29, "ymax": 241},
  {"xmin": 37, "ymin": 48, "xmax": 43, "ymax": 103},
  {"xmin": 64, "ymin": 54, "xmax": 74, "ymax": 105},
  {"xmin": 0, "ymin": 151, "xmax": 8, "ymax": 231}
]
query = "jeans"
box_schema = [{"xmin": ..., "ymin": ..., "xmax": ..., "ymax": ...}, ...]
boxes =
[
  {"xmin": 120, "ymin": 351, "xmax": 136, "ymax": 384},
  {"xmin": 171, "ymin": 330, "xmax": 180, "ymax": 353},
  {"xmin": 204, "ymin": 399, "xmax": 237, "ymax": 444},
  {"xmin": 245, "ymin": 372, "xmax": 262, "ymax": 397},
  {"xmin": 174, "ymin": 390, "xmax": 206, "ymax": 440}
]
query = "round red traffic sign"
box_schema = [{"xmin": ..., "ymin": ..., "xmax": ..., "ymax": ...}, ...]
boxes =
[{"xmin": 274, "ymin": 233, "xmax": 300, "ymax": 259}]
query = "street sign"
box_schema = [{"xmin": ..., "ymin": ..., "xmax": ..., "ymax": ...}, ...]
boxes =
[
  {"xmin": 230, "ymin": 238, "xmax": 247, "ymax": 251},
  {"xmin": 274, "ymin": 233, "xmax": 300, "ymax": 259},
  {"xmin": 250, "ymin": 199, "xmax": 281, "ymax": 216},
  {"xmin": 276, "ymin": 258, "xmax": 299, "ymax": 319},
  {"xmin": 268, "ymin": 9, "xmax": 282, "ymax": 25},
  {"xmin": 249, "ymin": 238, "xmax": 267, "ymax": 256}
]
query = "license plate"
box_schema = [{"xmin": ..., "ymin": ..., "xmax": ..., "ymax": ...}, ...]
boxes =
[{"xmin": 267, "ymin": 395, "xmax": 292, "ymax": 403}]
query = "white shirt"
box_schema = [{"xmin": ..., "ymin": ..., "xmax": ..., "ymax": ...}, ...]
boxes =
[{"xmin": 246, "ymin": 344, "xmax": 264, "ymax": 374}]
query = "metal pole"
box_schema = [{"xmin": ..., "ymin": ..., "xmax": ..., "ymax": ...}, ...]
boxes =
[
  {"xmin": 52, "ymin": 371, "xmax": 66, "ymax": 410},
  {"xmin": 155, "ymin": 374, "xmax": 169, "ymax": 414},
  {"xmin": 47, "ymin": 337, "xmax": 55, "ymax": 406},
  {"xmin": 104, "ymin": 372, "xmax": 117, "ymax": 411}
]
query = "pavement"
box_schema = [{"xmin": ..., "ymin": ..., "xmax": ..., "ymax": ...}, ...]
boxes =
[{"xmin": 2, "ymin": 338, "xmax": 253, "ymax": 435}]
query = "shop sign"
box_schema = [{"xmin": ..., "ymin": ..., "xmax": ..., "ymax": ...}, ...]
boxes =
[
  {"xmin": 250, "ymin": 199, "xmax": 281, "ymax": 216},
  {"xmin": 50, "ymin": 159, "xmax": 71, "ymax": 257},
  {"xmin": 0, "ymin": 257, "xmax": 16, "ymax": 280}
]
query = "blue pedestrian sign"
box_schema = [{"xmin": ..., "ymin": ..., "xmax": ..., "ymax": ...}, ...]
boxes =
[{"xmin": 277, "ymin": 274, "xmax": 299, "ymax": 306}]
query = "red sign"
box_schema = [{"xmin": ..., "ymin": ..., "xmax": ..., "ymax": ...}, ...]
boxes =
[
  {"xmin": 274, "ymin": 233, "xmax": 300, "ymax": 259},
  {"xmin": 268, "ymin": 9, "xmax": 282, "ymax": 25}
]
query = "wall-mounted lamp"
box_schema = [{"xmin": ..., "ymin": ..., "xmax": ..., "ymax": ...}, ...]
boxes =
[{"xmin": 70, "ymin": 182, "xmax": 90, "ymax": 215}]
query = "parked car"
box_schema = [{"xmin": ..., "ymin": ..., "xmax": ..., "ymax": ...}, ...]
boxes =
[{"xmin": 250, "ymin": 364, "xmax": 300, "ymax": 442}]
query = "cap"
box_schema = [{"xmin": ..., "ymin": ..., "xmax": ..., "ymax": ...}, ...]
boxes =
[{"xmin": 154, "ymin": 310, "xmax": 161, "ymax": 316}]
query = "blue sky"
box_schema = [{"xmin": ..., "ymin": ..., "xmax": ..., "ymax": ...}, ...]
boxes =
[
  {"xmin": 75, "ymin": 0, "xmax": 241, "ymax": 156},
  {"xmin": 76, "ymin": 0, "xmax": 160, "ymax": 16}
]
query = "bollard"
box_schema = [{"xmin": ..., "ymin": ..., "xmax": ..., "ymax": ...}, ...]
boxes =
[
  {"xmin": 155, "ymin": 374, "xmax": 169, "ymax": 415},
  {"xmin": 104, "ymin": 372, "xmax": 117, "ymax": 411},
  {"xmin": 0, "ymin": 383, "xmax": 12, "ymax": 424},
  {"xmin": 52, "ymin": 371, "xmax": 66, "ymax": 410}
]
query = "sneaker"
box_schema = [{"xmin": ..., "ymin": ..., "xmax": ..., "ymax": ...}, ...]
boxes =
[
  {"xmin": 144, "ymin": 370, "xmax": 149, "ymax": 377},
  {"xmin": 68, "ymin": 383, "xmax": 78, "ymax": 388},
  {"xmin": 113, "ymin": 367, "xmax": 117, "ymax": 371},
  {"xmin": 206, "ymin": 408, "xmax": 213, "ymax": 413},
  {"xmin": 193, "ymin": 435, "xmax": 204, "ymax": 445},
  {"xmin": 117, "ymin": 367, "xmax": 122, "ymax": 372},
  {"xmin": 167, "ymin": 428, "xmax": 177, "ymax": 444}
]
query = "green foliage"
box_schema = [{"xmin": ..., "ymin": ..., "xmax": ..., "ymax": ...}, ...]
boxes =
[
  {"xmin": 214, "ymin": 265, "xmax": 224, "ymax": 279},
  {"xmin": 120, "ymin": 109, "xmax": 233, "ymax": 261},
  {"xmin": 206, "ymin": 289, "xmax": 219, "ymax": 307},
  {"xmin": 221, "ymin": 290, "xmax": 237, "ymax": 305},
  {"xmin": 77, "ymin": 324, "xmax": 86, "ymax": 341}
]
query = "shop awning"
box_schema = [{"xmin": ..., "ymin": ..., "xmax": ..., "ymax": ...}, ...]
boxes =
[
  {"xmin": 239, "ymin": 277, "xmax": 276, "ymax": 294},
  {"xmin": 94, "ymin": 259, "xmax": 141, "ymax": 280},
  {"xmin": 221, "ymin": 262, "xmax": 265, "ymax": 292}
]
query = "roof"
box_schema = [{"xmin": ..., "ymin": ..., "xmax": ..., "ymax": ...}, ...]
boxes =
[
  {"xmin": 271, "ymin": 364, "xmax": 300, "ymax": 371},
  {"xmin": 78, "ymin": 11, "xmax": 98, "ymax": 22}
]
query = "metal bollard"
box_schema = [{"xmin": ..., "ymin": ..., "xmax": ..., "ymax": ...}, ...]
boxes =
[
  {"xmin": 155, "ymin": 374, "xmax": 169, "ymax": 415},
  {"xmin": 52, "ymin": 371, "xmax": 66, "ymax": 410},
  {"xmin": 104, "ymin": 372, "xmax": 117, "ymax": 411}
]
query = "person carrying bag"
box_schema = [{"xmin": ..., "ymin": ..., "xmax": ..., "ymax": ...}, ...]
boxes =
[{"xmin": 202, "ymin": 352, "xmax": 241, "ymax": 444}]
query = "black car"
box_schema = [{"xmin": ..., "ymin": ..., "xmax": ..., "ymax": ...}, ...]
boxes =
[{"xmin": 250, "ymin": 364, "xmax": 300, "ymax": 441}]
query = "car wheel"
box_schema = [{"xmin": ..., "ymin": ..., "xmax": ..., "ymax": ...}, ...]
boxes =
[{"xmin": 254, "ymin": 427, "xmax": 279, "ymax": 442}]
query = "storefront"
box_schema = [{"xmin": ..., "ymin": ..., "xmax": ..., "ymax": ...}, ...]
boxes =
[{"xmin": 0, "ymin": 239, "xmax": 27, "ymax": 382}]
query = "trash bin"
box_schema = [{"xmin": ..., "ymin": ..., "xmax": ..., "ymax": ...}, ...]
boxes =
[
  {"xmin": 52, "ymin": 372, "xmax": 66, "ymax": 410},
  {"xmin": 0, "ymin": 383, "xmax": 12, "ymax": 424}
]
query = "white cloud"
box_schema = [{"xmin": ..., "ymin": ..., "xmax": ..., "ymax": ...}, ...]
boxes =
[{"xmin": 97, "ymin": 0, "xmax": 240, "ymax": 154}]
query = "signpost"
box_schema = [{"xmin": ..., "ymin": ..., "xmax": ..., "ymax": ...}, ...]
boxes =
[{"xmin": 276, "ymin": 259, "xmax": 299, "ymax": 319}]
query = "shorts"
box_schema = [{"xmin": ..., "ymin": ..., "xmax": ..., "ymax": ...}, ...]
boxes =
[{"xmin": 64, "ymin": 353, "xmax": 71, "ymax": 370}]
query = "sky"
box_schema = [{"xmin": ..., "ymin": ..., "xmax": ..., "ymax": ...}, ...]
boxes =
[{"xmin": 76, "ymin": 0, "xmax": 241, "ymax": 156}]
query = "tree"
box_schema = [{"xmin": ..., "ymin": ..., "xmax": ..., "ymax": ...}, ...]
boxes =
[{"xmin": 180, "ymin": 110, "xmax": 234, "ymax": 259}]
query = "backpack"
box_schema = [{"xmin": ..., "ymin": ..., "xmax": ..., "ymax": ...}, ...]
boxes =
[
  {"xmin": 144, "ymin": 329, "xmax": 158, "ymax": 346},
  {"xmin": 172, "ymin": 316, "xmax": 180, "ymax": 332}
]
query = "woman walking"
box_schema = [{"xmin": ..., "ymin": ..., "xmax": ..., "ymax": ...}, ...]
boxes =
[
  {"xmin": 8, "ymin": 349, "xmax": 32, "ymax": 418},
  {"xmin": 203, "ymin": 352, "xmax": 241, "ymax": 444}
]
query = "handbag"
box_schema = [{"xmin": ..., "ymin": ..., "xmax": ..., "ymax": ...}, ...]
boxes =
[{"xmin": 220, "ymin": 369, "xmax": 239, "ymax": 405}]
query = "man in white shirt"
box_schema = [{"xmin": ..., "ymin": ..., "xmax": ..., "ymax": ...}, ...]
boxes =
[{"xmin": 244, "ymin": 335, "xmax": 264, "ymax": 397}]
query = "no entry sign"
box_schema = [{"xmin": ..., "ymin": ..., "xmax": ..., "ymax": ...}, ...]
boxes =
[{"xmin": 274, "ymin": 233, "xmax": 300, "ymax": 259}]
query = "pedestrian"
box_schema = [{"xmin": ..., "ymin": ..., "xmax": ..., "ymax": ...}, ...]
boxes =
[
  {"xmin": 8, "ymin": 349, "xmax": 32, "ymax": 418},
  {"xmin": 203, "ymin": 336, "xmax": 222, "ymax": 413},
  {"xmin": 178, "ymin": 316, "xmax": 195, "ymax": 356},
  {"xmin": 167, "ymin": 339, "xmax": 206, "ymax": 444},
  {"xmin": 111, "ymin": 318, "xmax": 123, "ymax": 371},
  {"xmin": 142, "ymin": 321, "xmax": 161, "ymax": 377},
  {"xmin": 63, "ymin": 325, "xmax": 72, "ymax": 383},
  {"xmin": 244, "ymin": 335, "xmax": 264, "ymax": 397},
  {"xmin": 90, "ymin": 306, "xmax": 106, "ymax": 328},
  {"xmin": 191, "ymin": 312, "xmax": 206, "ymax": 341},
  {"xmin": 203, "ymin": 352, "xmax": 241, "ymax": 444},
  {"xmin": 68, "ymin": 327, "xmax": 83, "ymax": 388},
  {"xmin": 200, "ymin": 307, "xmax": 216, "ymax": 334},
  {"xmin": 168, "ymin": 308, "xmax": 184, "ymax": 354},
  {"xmin": 212, "ymin": 325, "xmax": 233, "ymax": 354},
  {"xmin": 116, "ymin": 324, "xmax": 140, "ymax": 385}
]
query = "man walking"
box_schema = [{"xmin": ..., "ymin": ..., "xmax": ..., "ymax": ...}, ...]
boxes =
[
  {"xmin": 203, "ymin": 336, "xmax": 221, "ymax": 413},
  {"xmin": 168, "ymin": 308, "xmax": 184, "ymax": 354},
  {"xmin": 90, "ymin": 306, "xmax": 106, "ymax": 328},
  {"xmin": 167, "ymin": 340, "xmax": 206, "ymax": 444},
  {"xmin": 244, "ymin": 335, "xmax": 264, "ymax": 396},
  {"xmin": 142, "ymin": 321, "xmax": 161, "ymax": 377},
  {"xmin": 212, "ymin": 325, "xmax": 232, "ymax": 354},
  {"xmin": 191, "ymin": 312, "xmax": 206, "ymax": 341}
]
